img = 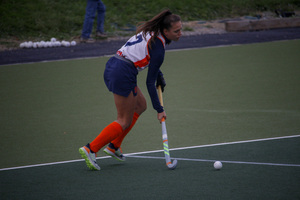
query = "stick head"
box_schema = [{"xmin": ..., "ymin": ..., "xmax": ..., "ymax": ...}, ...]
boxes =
[{"xmin": 167, "ymin": 159, "xmax": 178, "ymax": 170}]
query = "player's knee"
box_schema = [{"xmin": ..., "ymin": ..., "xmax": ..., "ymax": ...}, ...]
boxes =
[
  {"xmin": 123, "ymin": 119, "xmax": 132, "ymax": 130},
  {"xmin": 117, "ymin": 118, "xmax": 132, "ymax": 130}
]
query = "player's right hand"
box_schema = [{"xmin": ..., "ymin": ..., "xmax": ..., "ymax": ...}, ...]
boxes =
[{"xmin": 158, "ymin": 111, "xmax": 167, "ymax": 123}]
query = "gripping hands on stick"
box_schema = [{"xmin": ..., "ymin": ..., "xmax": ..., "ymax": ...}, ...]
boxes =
[{"xmin": 157, "ymin": 86, "xmax": 178, "ymax": 170}]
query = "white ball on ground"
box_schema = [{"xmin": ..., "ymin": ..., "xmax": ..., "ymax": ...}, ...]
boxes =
[
  {"xmin": 51, "ymin": 37, "xmax": 56, "ymax": 42},
  {"xmin": 214, "ymin": 161, "xmax": 222, "ymax": 170},
  {"xmin": 64, "ymin": 41, "xmax": 70, "ymax": 47},
  {"xmin": 32, "ymin": 42, "xmax": 38, "ymax": 48},
  {"xmin": 71, "ymin": 41, "xmax": 76, "ymax": 46},
  {"xmin": 56, "ymin": 41, "xmax": 61, "ymax": 47},
  {"xmin": 20, "ymin": 42, "xmax": 25, "ymax": 48},
  {"xmin": 47, "ymin": 41, "xmax": 52, "ymax": 47},
  {"xmin": 40, "ymin": 41, "xmax": 46, "ymax": 48},
  {"xmin": 37, "ymin": 42, "xmax": 43, "ymax": 48},
  {"xmin": 24, "ymin": 42, "xmax": 29, "ymax": 48},
  {"xmin": 26, "ymin": 41, "xmax": 33, "ymax": 48}
]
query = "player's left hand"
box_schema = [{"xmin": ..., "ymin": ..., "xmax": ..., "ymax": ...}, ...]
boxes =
[{"xmin": 156, "ymin": 75, "xmax": 166, "ymax": 92}]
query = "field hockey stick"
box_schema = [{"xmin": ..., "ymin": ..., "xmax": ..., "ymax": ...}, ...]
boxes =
[{"xmin": 157, "ymin": 86, "xmax": 178, "ymax": 170}]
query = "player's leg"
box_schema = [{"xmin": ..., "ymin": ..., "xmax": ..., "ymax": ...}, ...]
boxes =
[
  {"xmin": 112, "ymin": 87, "xmax": 146, "ymax": 146},
  {"xmin": 89, "ymin": 91, "xmax": 137, "ymax": 153},
  {"xmin": 79, "ymin": 91, "xmax": 136, "ymax": 169},
  {"xmin": 104, "ymin": 87, "xmax": 146, "ymax": 161},
  {"xmin": 134, "ymin": 87, "xmax": 147, "ymax": 115},
  {"xmin": 79, "ymin": 56, "xmax": 137, "ymax": 169}
]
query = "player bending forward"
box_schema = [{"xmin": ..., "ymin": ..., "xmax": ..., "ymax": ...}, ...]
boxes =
[{"xmin": 79, "ymin": 9, "xmax": 182, "ymax": 170}]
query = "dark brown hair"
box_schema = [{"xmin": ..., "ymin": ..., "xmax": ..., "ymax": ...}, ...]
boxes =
[{"xmin": 136, "ymin": 9, "xmax": 181, "ymax": 45}]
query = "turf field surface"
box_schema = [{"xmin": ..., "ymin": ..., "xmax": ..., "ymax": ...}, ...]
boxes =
[{"xmin": 0, "ymin": 40, "xmax": 299, "ymax": 199}]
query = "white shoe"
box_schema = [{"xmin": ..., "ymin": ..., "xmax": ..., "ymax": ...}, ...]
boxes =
[{"xmin": 79, "ymin": 144, "xmax": 100, "ymax": 170}]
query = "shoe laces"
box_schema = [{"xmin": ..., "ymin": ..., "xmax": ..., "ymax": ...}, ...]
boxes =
[
  {"xmin": 90, "ymin": 152, "xmax": 97, "ymax": 162},
  {"xmin": 115, "ymin": 148, "xmax": 123, "ymax": 157},
  {"xmin": 108, "ymin": 143, "xmax": 124, "ymax": 157}
]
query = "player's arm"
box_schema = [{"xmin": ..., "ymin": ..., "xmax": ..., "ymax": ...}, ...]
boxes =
[
  {"xmin": 146, "ymin": 38, "xmax": 165, "ymax": 113},
  {"xmin": 156, "ymin": 69, "xmax": 166, "ymax": 92}
]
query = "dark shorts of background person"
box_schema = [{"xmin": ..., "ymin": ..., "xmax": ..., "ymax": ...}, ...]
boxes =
[{"xmin": 104, "ymin": 55, "xmax": 138, "ymax": 97}]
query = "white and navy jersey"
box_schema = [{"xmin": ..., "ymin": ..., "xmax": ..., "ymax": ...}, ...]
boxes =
[
  {"xmin": 116, "ymin": 31, "xmax": 169, "ymax": 113},
  {"xmin": 117, "ymin": 32, "xmax": 167, "ymax": 71}
]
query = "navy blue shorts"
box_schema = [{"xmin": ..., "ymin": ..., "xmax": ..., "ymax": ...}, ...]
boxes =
[{"xmin": 104, "ymin": 56, "xmax": 138, "ymax": 97}]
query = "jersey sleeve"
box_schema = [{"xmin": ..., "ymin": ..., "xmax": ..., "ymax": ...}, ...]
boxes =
[{"xmin": 146, "ymin": 37, "xmax": 165, "ymax": 113}]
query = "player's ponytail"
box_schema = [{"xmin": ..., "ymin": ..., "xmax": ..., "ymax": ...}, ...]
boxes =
[{"xmin": 136, "ymin": 9, "xmax": 181, "ymax": 46}]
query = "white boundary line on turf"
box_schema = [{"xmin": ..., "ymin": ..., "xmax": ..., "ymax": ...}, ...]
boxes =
[
  {"xmin": 126, "ymin": 155, "xmax": 300, "ymax": 167},
  {"xmin": 169, "ymin": 134, "xmax": 300, "ymax": 152},
  {"xmin": 0, "ymin": 156, "xmax": 111, "ymax": 172},
  {"xmin": 0, "ymin": 134, "xmax": 299, "ymax": 171},
  {"xmin": 124, "ymin": 134, "xmax": 300, "ymax": 156}
]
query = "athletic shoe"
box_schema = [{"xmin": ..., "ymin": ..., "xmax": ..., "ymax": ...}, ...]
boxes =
[
  {"xmin": 79, "ymin": 144, "xmax": 100, "ymax": 170},
  {"xmin": 96, "ymin": 31, "xmax": 107, "ymax": 37},
  {"xmin": 80, "ymin": 37, "xmax": 95, "ymax": 43},
  {"xmin": 104, "ymin": 143, "xmax": 126, "ymax": 162}
]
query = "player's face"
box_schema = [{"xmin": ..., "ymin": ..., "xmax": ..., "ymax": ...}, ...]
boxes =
[{"xmin": 163, "ymin": 21, "xmax": 182, "ymax": 41}]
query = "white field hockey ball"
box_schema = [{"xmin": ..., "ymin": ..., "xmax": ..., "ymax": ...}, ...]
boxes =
[
  {"xmin": 20, "ymin": 43, "xmax": 25, "ymax": 48},
  {"xmin": 71, "ymin": 41, "xmax": 76, "ymax": 46},
  {"xmin": 51, "ymin": 37, "xmax": 56, "ymax": 42},
  {"xmin": 32, "ymin": 42, "xmax": 38, "ymax": 48},
  {"xmin": 214, "ymin": 161, "xmax": 222, "ymax": 170}
]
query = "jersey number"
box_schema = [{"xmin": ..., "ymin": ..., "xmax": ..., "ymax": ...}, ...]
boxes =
[{"xmin": 125, "ymin": 34, "xmax": 143, "ymax": 47}]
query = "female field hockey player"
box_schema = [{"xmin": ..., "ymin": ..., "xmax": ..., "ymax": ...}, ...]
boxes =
[{"xmin": 79, "ymin": 9, "xmax": 182, "ymax": 170}]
